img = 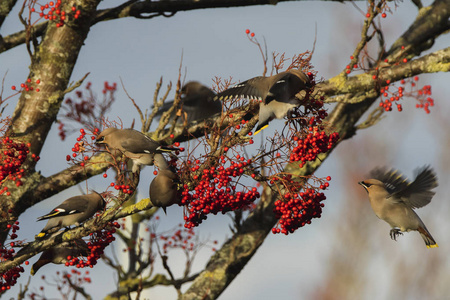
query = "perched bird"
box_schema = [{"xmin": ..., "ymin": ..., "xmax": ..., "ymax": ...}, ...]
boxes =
[
  {"xmin": 214, "ymin": 69, "xmax": 311, "ymax": 134},
  {"xmin": 149, "ymin": 153, "xmax": 180, "ymax": 214},
  {"xmin": 31, "ymin": 239, "xmax": 90, "ymax": 275},
  {"xmin": 359, "ymin": 166, "xmax": 438, "ymax": 248},
  {"xmin": 156, "ymin": 81, "xmax": 222, "ymax": 124},
  {"xmin": 96, "ymin": 128, "xmax": 180, "ymax": 173},
  {"xmin": 36, "ymin": 192, "xmax": 105, "ymax": 238}
]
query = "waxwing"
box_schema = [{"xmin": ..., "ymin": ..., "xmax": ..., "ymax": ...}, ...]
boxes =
[
  {"xmin": 31, "ymin": 239, "xmax": 89, "ymax": 275},
  {"xmin": 359, "ymin": 166, "xmax": 438, "ymax": 248},
  {"xmin": 214, "ymin": 69, "xmax": 311, "ymax": 134},
  {"xmin": 37, "ymin": 192, "xmax": 105, "ymax": 238},
  {"xmin": 156, "ymin": 81, "xmax": 221, "ymax": 124},
  {"xmin": 96, "ymin": 128, "xmax": 180, "ymax": 173},
  {"xmin": 149, "ymin": 153, "xmax": 180, "ymax": 214}
]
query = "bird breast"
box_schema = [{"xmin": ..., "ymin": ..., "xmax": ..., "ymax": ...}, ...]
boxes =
[{"xmin": 261, "ymin": 101, "xmax": 298, "ymax": 119}]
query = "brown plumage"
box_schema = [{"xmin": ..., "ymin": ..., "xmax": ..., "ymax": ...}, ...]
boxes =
[
  {"xmin": 37, "ymin": 192, "xmax": 105, "ymax": 238},
  {"xmin": 96, "ymin": 128, "xmax": 180, "ymax": 172},
  {"xmin": 214, "ymin": 69, "xmax": 311, "ymax": 134},
  {"xmin": 156, "ymin": 81, "xmax": 222, "ymax": 124},
  {"xmin": 149, "ymin": 154, "xmax": 180, "ymax": 214},
  {"xmin": 359, "ymin": 166, "xmax": 438, "ymax": 248},
  {"xmin": 31, "ymin": 239, "xmax": 90, "ymax": 275}
]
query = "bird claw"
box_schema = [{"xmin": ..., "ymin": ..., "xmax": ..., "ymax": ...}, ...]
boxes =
[{"xmin": 390, "ymin": 228, "xmax": 403, "ymax": 241}]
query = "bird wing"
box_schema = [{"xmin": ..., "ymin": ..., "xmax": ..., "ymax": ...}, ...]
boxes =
[
  {"xmin": 155, "ymin": 100, "xmax": 176, "ymax": 116},
  {"xmin": 265, "ymin": 72, "xmax": 304, "ymax": 104},
  {"xmin": 214, "ymin": 76, "xmax": 268, "ymax": 102},
  {"xmin": 120, "ymin": 131, "xmax": 159, "ymax": 154},
  {"xmin": 37, "ymin": 196, "xmax": 89, "ymax": 221},
  {"xmin": 369, "ymin": 167, "xmax": 410, "ymax": 195},
  {"xmin": 392, "ymin": 166, "xmax": 438, "ymax": 209}
]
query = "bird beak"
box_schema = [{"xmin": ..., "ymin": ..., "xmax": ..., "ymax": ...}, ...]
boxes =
[
  {"xmin": 95, "ymin": 136, "xmax": 105, "ymax": 145},
  {"xmin": 358, "ymin": 181, "xmax": 369, "ymax": 192}
]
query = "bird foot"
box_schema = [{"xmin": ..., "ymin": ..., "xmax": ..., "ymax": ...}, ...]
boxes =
[{"xmin": 390, "ymin": 228, "xmax": 403, "ymax": 241}]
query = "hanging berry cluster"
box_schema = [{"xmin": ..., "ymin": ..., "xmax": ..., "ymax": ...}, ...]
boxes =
[
  {"xmin": 379, "ymin": 76, "xmax": 435, "ymax": 113},
  {"xmin": 65, "ymin": 222, "xmax": 119, "ymax": 269},
  {"xmin": 414, "ymin": 84, "xmax": 434, "ymax": 114},
  {"xmin": 6, "ymin": 221, "xmax": 20, "ymax": 240},
  {"xmin": 290, "ymin": 131, "xmax": 340, "ymax": 168},
  {"xmin": 0, "ymin": 264, "xmax": 24, "ymax": 292},
  {"xmin": 160, "ymin": 227, "xmax": 196, "ymax": 254},
  {"xmin": 0, "ymin": 137, "xmax": 38, "ymax": 195},
  {"xmin": 66, "ymin": 128, "xmax": 98, "ymax": 168},
  {"xmin": 29, "ymin": 1, "xmax": 81, "ymax": 28},
  {"xmin": 290, "ymin": 95, "xmax": 328, "ymax": 133},
  {"xmin": 0, "ymin": 237, "xmax": 24, "ymax": 291},
  {"xmin": 273, "ymin": 188, "xmax": 326, "ymax": 235},
  {"xmin": 62, "ymin": 269, "xmax": 92, "ymax": 284},
  {"xmin": 180, "ymin": 155, "xmax": 260, "ymax": 228}
]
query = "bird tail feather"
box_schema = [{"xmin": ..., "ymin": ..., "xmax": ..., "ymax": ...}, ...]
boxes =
[
  {"xmin": 157, "ymin": 146, "xmax": 180, "ymax": 152},
  {"xmin": 418, "ymin": 226, "xmax": 438, "ymax": 248}
]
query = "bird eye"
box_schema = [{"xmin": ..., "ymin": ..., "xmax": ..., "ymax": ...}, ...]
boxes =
[{"xmin": 365, "ymin": 183, "xmax": 372, "ymax": 187}]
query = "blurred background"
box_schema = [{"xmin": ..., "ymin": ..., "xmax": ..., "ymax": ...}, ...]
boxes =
[{"xmin": 1, "ymin": 0, "xmax": 449, "ymax": 299}]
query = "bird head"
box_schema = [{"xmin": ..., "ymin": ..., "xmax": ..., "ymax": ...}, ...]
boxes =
[
  {"xmin": 358, "ymin": 179, "xmax": 386, "ymax": 194},
  {"xmin": 92, "ymin": 191, "xmax": 107, "ymax": 210},
  {"xmin": 95, "ymin": 127, "xmax": 117, "ymax": 145},
  {"xmin": 290, "ymin": 69, "xmax": 313, "ymax": 90}
]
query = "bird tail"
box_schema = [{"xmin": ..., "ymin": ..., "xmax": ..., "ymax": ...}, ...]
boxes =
[
  {"xmin": 418, "ymin": 226, "xmax": 438, "ymax": 248},
  {"xmin": 37, "ymin": 210, "xmax": 62, "ymax": 221},
  {"xmin": 254, "ymin": 123, "xmax": 269, "ymax": 135},
  {"xmin": 157, "ymin": 146, "xmax": 181, "ymax": 152}
]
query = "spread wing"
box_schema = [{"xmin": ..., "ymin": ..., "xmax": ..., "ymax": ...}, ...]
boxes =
[
  {"xmin": 393, "ymin": 166, "xmax": 438, "ymax": 209},
  {"xmin": 369, "ymin": 167, "xmax": 410, "ymax": 195},
  {"xmin": 266, "ymin": 72, "xmax": 304, "ymax": 104},
  {"xmin": 215, "ymin": 76, "xmax": 268, "ymax": 102}
]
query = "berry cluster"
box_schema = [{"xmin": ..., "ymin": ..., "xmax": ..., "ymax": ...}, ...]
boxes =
[
  {"xmin": 63, "ymin": 269, "xmax": 92, "ymax": 284},
  {"xmin": 66, "ymin": 128, "xmax": 98, "ymax": 167},
  {"xmin": 109, "ymin": 182, "xmax": 134, "ymax": 195},
  {"xmin": 0, "ymin": 264, "xmax": 24, "ymax": 292},
  {"xmin": 65, "ymin": 222, "xmax": 119, "ymax": 269},
  {"xmin": 290, "ymin": 131, "xmax": 340, "ymax": 168},
  {"xmin": 415, "ymin": 84, "xmax": 434, "ymax": 114},
  {"xmin": 6, "ymin": 221, "xmax": 20, "ymax": 240},
  {"xmin": 379, "ymin": 80, "xmax": 404, "ymax": 112},
  {"xmin": 0, "ymin": 137, "xmax": 35, "ymax": 194},
  {"xmin": 180, "ymin": 155, "xmax": 260, "ymax": 228},
  {"xmin": 0, "ymin": 236, "xmax": 25, "ymax": 291},
  {"xmin": 160, "ymin": 227, "xmax": 196, "ymax": 254},
  {"xmin": 29, "ymin": 1, "xmax": 81, "ymax": 27},
  {"xmin": 31, "ymin": 269, "xmax": 92, "ymax": 299},
  {"xmin": 10, "ymin": 78, "xmax": 41, "ymax": 93},
  {"xmin": 273, "ymin": 188, "xmax": 326, "ymax": 235},
  {"xmin": 245, "ymin": 29, "xmax": 256, "ymax": 38},
  {"xmin": 379, "ymin": 76, "xmax": 435, "ymax": 113},
  {"xmin": 291, "ymin": 97, "xmax": 328, "ymax": 131}
]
